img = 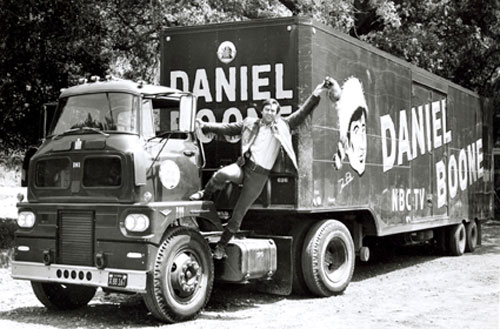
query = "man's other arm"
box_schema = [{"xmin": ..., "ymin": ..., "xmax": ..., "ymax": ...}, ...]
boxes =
[
  {"xmin": 285, "ymin": 77, "xmax": 340, "ymax": 129},
  {"xmin": 200, "ymin": 120, "xmax": 244, "ymax": 136}
]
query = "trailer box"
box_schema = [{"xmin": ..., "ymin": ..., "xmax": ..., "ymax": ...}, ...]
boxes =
[{"xmin": 162, "ymin": 17, "xmax": 493, "ymax": 237}]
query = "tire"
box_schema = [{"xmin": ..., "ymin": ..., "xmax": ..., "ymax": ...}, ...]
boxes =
[
  {"xmin": 301, "ymin": 220, "xmax": 355, "ymax": 297},
  {"xmin": 447, "ymin": 223, "xmax": 466, "ymax": 256},
  {"xmin": 289, "ymin": 220, "xmax": 313, "ymax": 295},
  {"xmin": 31, "ymin": 282, "xmax": 96, "ymax": 310},
  {"xmin": 465, "ymin": 220, "xmax": 478, "ymax": 252},
  {"xmin": 143, "ymin": 226, "xmax": 214, "ymax": 323}
]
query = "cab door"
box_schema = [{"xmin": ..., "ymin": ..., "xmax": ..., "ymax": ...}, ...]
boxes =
[{"xmin": 146, "ymin": 95, "xmax": 203, "ymax": 201}]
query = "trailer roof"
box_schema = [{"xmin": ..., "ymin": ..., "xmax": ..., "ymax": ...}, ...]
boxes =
[
  {"xmin": 59, "ymin": 79, "xmax": 183, "ymax": 98},
  {"xmin": 162, "ymin": 17, "xmax": 480, "ymax": 98}
]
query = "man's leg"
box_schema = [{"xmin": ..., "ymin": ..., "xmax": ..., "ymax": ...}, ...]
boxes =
[
  {"xmin": 190, "ymin": 163, "xmax": 243, "ymax": 200},
  {"xmin": 213, "ymin": 168, "xmax": 269, "ymax": 259}
]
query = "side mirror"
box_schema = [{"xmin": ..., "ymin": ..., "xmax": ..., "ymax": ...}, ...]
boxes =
[
  {"xmin": 41, "ymin": 102, "xmax": 58, "ymax": 139},
  {"xmin": 179, "ymin": 95, "xmax": 196, "ymax": 132},
  {"xmin": 21, "ymin": 147, "xmax": 38, "ymax": 187}
]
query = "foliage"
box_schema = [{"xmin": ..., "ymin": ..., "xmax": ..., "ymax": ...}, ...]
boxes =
[
  {"xmin": 0, "ymin": 219, "xmax": 16, "ymax": 268},
  {"xmin": 102, "ymin": 0, "xmax": 290, "ymax": 82},
  {"xmin": 361, "ymin": 0, "xmax": 500, "ymax": 97},
  {"xmin": 0, "ymin": 0, "xmax": 110, "ymax": 148},
  {"xmin": 1, "ymin": 0, "xmax": 499, "ymax": 151},
  {"xmin": 0, "ymin": 219, "xmax": 16, "ymax": 250},
  {"xmin": 0, "ymin": 148, "xmax": 22, "ymax": 188}
]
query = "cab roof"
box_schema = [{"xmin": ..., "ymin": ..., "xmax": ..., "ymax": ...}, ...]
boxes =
[{"xmin": 59, "ymin": 79, "xmax": 184, "ymax": 98}]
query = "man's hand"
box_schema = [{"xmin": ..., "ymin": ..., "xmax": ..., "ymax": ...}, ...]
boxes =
[
  {"xmin": 312, "ymin": 76, "xmax": 341, "ymax": 101},
  {"xmin": 195, "ymin": 118, "xmax": 205, "ymax": 129}
]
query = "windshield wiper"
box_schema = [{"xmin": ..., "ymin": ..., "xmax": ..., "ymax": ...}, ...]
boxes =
[
  {"xmin": 146, "ymin": 135, "xmax": 172, "ymax": 176},
  {"xmin": 52, "ymin": 126, "xmax": 110, "ymax": 140}
]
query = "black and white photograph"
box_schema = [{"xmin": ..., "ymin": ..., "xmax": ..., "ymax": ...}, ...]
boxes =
[{"xmin": 1, "ymin": 1, "xmax": 499, "ymax": 328}]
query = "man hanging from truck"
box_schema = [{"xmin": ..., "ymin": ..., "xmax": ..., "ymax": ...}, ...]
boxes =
[{"xmin": 190, "ymin": 76, "xmax": 342, "ymax": 259}]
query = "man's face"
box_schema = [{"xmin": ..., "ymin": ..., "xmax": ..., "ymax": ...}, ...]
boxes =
[
  {"xmin": 347, "ymin": 112, "xmax": 367, "ymax": 175},
  {"xmin": 262, "ymin": 103, "xmax": 279, "ymax": 124}
]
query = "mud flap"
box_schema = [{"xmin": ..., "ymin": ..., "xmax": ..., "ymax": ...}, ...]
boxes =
[{"xmin": 254, "ymin": 235, "xmax": 293, "ymax": 296}]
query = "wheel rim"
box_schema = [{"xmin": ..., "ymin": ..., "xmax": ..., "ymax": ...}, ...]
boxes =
[
  {"xmin": 322, "ymin": 237, "xmax": 349, "ymax": 284},
  {"xmin": 166, "ymin": 248, "xmax": 205, "ymax": 303}
]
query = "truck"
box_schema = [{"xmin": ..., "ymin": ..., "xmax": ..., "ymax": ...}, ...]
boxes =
[{"xmin": 12, "ymin": 17, "xmax": 493, "ymax": 323}]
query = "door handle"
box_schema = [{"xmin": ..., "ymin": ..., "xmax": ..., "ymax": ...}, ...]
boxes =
[{"xmin": 183, "ymin": 150, "xmax": 195, "ymax": 157}]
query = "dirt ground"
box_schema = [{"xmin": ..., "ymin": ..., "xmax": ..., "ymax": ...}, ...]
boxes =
[{"xmin": 0, "ymin": 221, "xmax": 498, "ymax": 329}]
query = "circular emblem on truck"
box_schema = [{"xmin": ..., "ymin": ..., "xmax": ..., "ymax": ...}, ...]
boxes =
[
  {"xmin": 159, "ymin": 160, "xmax": 181, "ymax": 190},
  {"xmin": 217, "ymin": 41, "xmax": 236, "ymax": 64}
]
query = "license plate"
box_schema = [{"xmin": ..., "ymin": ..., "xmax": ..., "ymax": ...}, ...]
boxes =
[{"xmin": 108, "ymin": 272, "xmax": 128, "ymax": 288}]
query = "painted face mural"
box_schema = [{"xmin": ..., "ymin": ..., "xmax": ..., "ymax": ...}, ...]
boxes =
[{"xmin": 332, "ymin": 77, "xmax": 369, "ymax": 176}]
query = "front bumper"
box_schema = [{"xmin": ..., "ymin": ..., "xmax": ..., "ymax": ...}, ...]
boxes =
[{"xmin": 11, "ymin": 261, "xmax": 148, "ymax": 293}]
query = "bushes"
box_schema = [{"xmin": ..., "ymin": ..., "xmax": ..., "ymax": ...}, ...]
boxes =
[
  {"xmin": 0, "ymin": 148, "xmax": 23, "ymax": 188},
  {"xmin": 0, "ymin": 218, "xmax": 16, "ymax": 249},
  {"xmin": 0, "ymin": 218, "xmax": 16, "ymax": 268}
]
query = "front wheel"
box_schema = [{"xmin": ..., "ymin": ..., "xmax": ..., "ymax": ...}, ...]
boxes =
[
  {"xmin": 143, "ymin": 226, "xmax": 214, "ymax": 323},
  {"xmin": 31, "ymin": 282, "xmax": 96, "ymax": 310},
  {"xmin": 301, "ymin": 220, "xmax": 355, "ymax": 296}
]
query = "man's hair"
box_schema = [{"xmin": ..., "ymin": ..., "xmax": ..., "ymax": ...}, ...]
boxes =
[
  {"xmin": 261, "ymin": 98, "xmax": 281, "ymax": 114},
  {"xmin": 347, "ymin": 106, "xmax": 367, "ymax": 140}
]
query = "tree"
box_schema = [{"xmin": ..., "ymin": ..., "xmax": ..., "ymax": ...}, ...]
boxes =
[
  {"xmin": 1, "ymin": 0, "xmax": 498, "ymax": 149},
  {"xmin": 361, "ymin": 0, "xmax": 500, "ymax": 97},
  {"xmin": 0, "ymin": 0, "xmax": 110, "ymax": 148}
]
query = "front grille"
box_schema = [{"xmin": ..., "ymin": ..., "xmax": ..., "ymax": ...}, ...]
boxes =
[{"xmin": 58, "ymin": 211, "xmax": 94, "ymax": 266}]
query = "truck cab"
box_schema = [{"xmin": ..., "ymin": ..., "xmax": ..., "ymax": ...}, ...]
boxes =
[
  {"xmin": 12, "ymin": 78, "xmax": 229, "ymax": 322},
  {"xmin": 30, "ymin": 78, "xmax": 202, "ymax": 203}
]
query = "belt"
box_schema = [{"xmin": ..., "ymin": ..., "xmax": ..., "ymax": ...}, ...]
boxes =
[{"xmin": 244, "ymin": 158, "xmax": 271, "ymax": 175}]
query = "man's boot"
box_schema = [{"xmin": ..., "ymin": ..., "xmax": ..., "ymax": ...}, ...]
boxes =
[
  {"xmin": 189, "ymin": 180, "xmax": 216, "ymax": 201},
  {"xmin": 213, "ymin": 229, "xmax": 233, "ymax": 260}
]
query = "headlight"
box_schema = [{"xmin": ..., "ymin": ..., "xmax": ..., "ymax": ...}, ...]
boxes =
[
  {"xmin": 124, "ymin": 214, "xmax": 150, "ymax": 232},
  {"xmin": 18, "ymin": 211, "xmax": 36, "ymax": 228}
]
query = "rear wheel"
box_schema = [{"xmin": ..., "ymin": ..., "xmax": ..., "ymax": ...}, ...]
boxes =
[
  {"xmin": 448, "ymin": 223, "xmax": 466, "ymax": 256},
  {"xmin": 289, "ymin": 220, "xmax": 314, "ymax": 295},
  {"xmin": 143, "ymin": 226, "xmax": 213, "ymax": 323},
  {"xmin": 31, "ymin": 282, "xmax": 96, "ymax": 310},
  {"xmin": 465, "ymin": 220, "xmax": 478, "ymax": 252},
  {"xmin": 301, "ymin": 220, "xmax": 355, "ymax": 296}
]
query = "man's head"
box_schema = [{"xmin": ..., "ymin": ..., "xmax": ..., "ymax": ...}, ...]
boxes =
[
  {"xmin": 260, "ymin": 98, "xmax": 280, "ymax": 124},
  {"xmin": 346, "ymin": 106, "xmax": 367, "ymax": 175}
]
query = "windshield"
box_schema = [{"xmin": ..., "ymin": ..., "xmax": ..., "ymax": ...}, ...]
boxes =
[{"xmin": 49, "ymin": 93, "xmax": 140, "ymax": 136}]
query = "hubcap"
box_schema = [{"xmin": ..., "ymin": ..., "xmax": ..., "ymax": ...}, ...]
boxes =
[
  {"xmin": 323, "ymin": 238, "xmax": 348, "ymax": 283},
  {"xmin": 169, "ymin": 252, "xmax": 202, "ymax": 299}
]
